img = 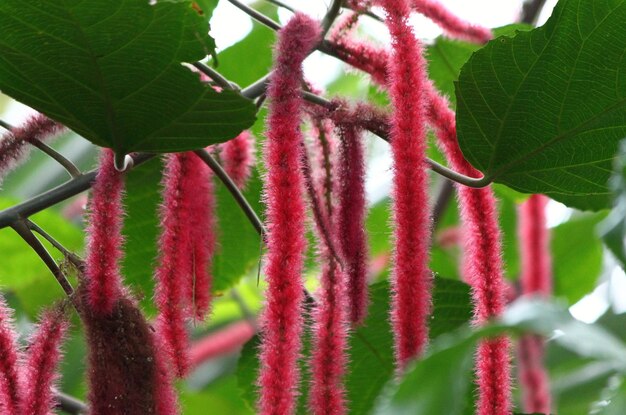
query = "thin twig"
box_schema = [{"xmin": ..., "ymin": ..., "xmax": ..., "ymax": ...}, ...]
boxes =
[
  {"xmin": 29, "ymin": 139, "xmax": 82, "ymax": 179},
  {"xmin": 521, "ymin": 0, "xmax": 548, "ymax": 25},
  {"xmin": 193, "ymin": 149, "xmax": 266, "ymax": 236},
  {"xmin": 231, "ymin": 289, "xmax": 259, "ymax": 331},
  {"xmin": 262, "ymin": 0, "xmax": 296, "ymax": 13},
  {"xmin": 226, "ymin": 0, "xmax": 282, "ymax": 31},
  {"xmin": 192, "ymin": 62, "xmax": 237, "ymax": 90},
  {"xmin": 321, "ymin": 0, "xmax": 344, "ymax": 36},
  {"xmin": 0, "ymin": 119, "xmax": 15, "ymax": 130},
  {"xmin": 10, "ymin": 220, "xmax": 75, "ymax": 299},
  {"xmin": 55, "ymin": 391, "xmax": 88, "ymax": 414},
  {"xmin": 27, "ymin": 219, "xmax": 84, "ymax": 267}
]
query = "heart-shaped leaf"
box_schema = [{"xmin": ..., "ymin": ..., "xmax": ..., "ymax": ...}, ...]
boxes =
[
  {"xmin": 0, "ymin": 0, "xmax": 256, "ymax": 155},
  {"xmin": 456, "ymin": 0, "xmax": 626, "ymax": 210}
]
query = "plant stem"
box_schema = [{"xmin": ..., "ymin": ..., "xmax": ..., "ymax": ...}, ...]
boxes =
[
  {"xmin": 261, "ymin": 0, "xmax": 296, "ymax": 13},
  {"xmin": 431, "ymin": 179, "xmax": 455, "ymax": 228},
  {"xmin": 0, "ymin": 153, "xmax": 154, "ymax": 230},
  {"xmin": 193, "ymin": 149, "xmax": 266, "ymax": 236},
  {"xmin": 29, "ymin": 139, "xmax": 82, "ymax": 178},
  {"xmin": 192, "ymin": 62, "xmax": 237, "ymax": 90},
  {"xmin": 321, "ymin": 0, "xmax": 343, "ymax": 36},
  {"xmin": 0, "ymin": 118, "xmax": 14, "ymax": 130},
  {"xmin": 10, "ymin": 220, "xmax": 75, "ymax": 298},
  {"xmin": 226, "ymin": 0, "xmax": 282, "ymax": 31},
  {"xmin": 231, "ymin": 289, "xmax": 259, "ymax": 331},
  {"xmin": 56, "ymin": 392, "xmax": 88, "ymax": 414},
  {"xmin": 521, "ymin": 0, "xmax": 548, "ymax": 25},
  {"xmin": 27, "ymin": 219, "xmax": 84, "ymax": 267}
]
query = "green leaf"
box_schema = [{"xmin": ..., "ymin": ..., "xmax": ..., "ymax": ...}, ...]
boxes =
[
  {"xmin": 456, "ymin": 0, "xmax": 626, "ymax": 210},
  {"xmin": 0, "ymin": 0, "xmax": 255, "ymax": 154},
  {"xmin": 237, "ymin": 277, "xmax": 473, "ymax": 414},
  {"xmin": 551, "ymin": 212, "xmax": 605, "ymax": 304},
  {"xmin": 599, "ymin": 140, "xmax": 626, "ymax": 268}
]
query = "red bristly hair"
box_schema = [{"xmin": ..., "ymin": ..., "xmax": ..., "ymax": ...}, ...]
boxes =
[
  {"xmin": 220, "ymin": 131, "xmax": 256, "ymax": 189},
  {"xmin": 518, "ymin": 194, "xmax": 552, "ymax": 413},
  {"xmin": 377, "ymin": 0, "xmax": 433, "ymax": 370},
  {"xmin": 20, "ymin": 307, "xmax": 69, "ymax": 415},
  {"xmin": 84, "ymin": 148, "xmax": 126, "ymax": 316},
  {"xmin": 257, "ymin": 13, "xmax": 320, "ymax": 415},
  {"xmin": 0, "ymin": 295, "xmax": 21, "ymax": 415},
  {"xmin": 412, "ymin": 0, "xmax": 492, "ymax": 44}
]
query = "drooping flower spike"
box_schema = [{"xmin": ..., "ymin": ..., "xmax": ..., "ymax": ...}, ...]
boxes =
[
  {"xmin": 20, "ymin": 307, "xmax": 69, "ymax": 415},
  {"xmin": 84, "ymin": 148, "xmax": 126, "ymax": 316},
  {"xmin": 412, "ymin": 0, "xmax": 493, "ymax": 44},
  {"xmin": 258, "ymin": 13, "xmax": 321, "ymax": 415},
  {"xmin": 377, "ymin": 0, "xmax": 433, "ymax": 370},
  {"xmin": 0, "ymin": 295, "xmax": 21, "ymax": 415},
  {"xmin": 220, "ymin": 130, "xmax": 256, "ymax": 189},
  {"xmin": 518, "ymin": 194, "xmax": 552, "ymax": 414},
  {"xmin": 0, "ymin": 114, "xmax": 65, "ymax": 183}
]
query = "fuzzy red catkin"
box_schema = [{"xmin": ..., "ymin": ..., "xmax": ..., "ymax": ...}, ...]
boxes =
[
  {"xmin": 186, "ymin": 153, "xmax": 216, "ymax": 320},
  {"xmin": 518, "ymin": 194, "xmax": 552, "ymax": 414},
  {"xmin": 0, "ymin": 114, "xmax": 65, "ymax": 183},
  {"xmin": 20, "ymin": 307, "xmax": 69, "ymax": 415},
  {"xmin": 428, "ymin": 88, "xmax": 512, "ymax": 415},
  {"xmin": 258, "ymin": 13, "xmax": 320, "ymax": 415},
  {"xmin": 337, "ymin": 123, "xmax": 369, "ymax": 325},
  {"xmin": 84, "ymin": 148, "xmax": 126, "ymax": 316},
  {"xmin": 80, "ymin": 293, "xmax": 179, "ymax": 415},
  {"xmin": 412, "ymin": 0, "xmax": 492, "ymax": 44},
  {"xmin": 219, "ymin": 131, "xmax": 256, "ymax": 189},
  {"xmin": 377, "ymin": 0, "xmax": 433, "ymax": 370},
  {"xmin": 309, "ymin": 257, "xmax": 349, "ymax": 415},
  {"xmin": 154, "ymin": 152, "xmax": 195, "ymax": 377},
  {"xmin": 0, "ymin": 295, "xmax": 21, "ymax": 415}
]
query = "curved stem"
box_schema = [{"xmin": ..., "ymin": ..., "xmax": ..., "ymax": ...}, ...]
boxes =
[
  {"xmin": 29, "ymin": 139, "xmax": 82, "ymax": 179},
  {"xmin": 10, "ymin": 220, "xmax": 75, "ymax": 299},
  {"xmin": 226, "ymin": 0, "xmax": 282, "ymax": 31},
  {"xmin": 261, "ymin": 0, "xmax": 296, "ymax": 13},
  {"xmin": 192, "ymin": 62, "xmax": 237, "ymax": 90},
  {"xmin": 193, "ymin": 149, "xmax": 266, "ymax": 236},
  {"xmin": 427, "ymin": 158, "xmax": 490, "ymax": 188}
]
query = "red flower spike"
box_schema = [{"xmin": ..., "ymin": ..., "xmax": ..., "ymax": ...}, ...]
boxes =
[
  {"xmin": 0, "ymin": 114, "xmax": 64, "ymax": 182},
  {"xmin": 258, "ymin": 13, "xmax": 321, "ymax": 415},
  {"xmin": 377, "ymin": 0, "xmax": 433, "ymax": 370},
  {"xmin": 154, "ymin": 152, "xmax": 195, "ymax": 377},
  {"xmin": 186, "ymin": 153, "xmax": 216, "ymax": 320},
  {"xmin": 20, "ymin": 307, "xmax": 69, "ymax": 415},
  {"xmin": 331, "ymin": 40, "xmax": 389, "ymax": 87},
  {"xmin": 519, "ymin": 195, "xmax": 552, "ymax": 296},
  {"xmin": 428, "ymin": 87, "xmax": 512, "ymax": 415},
  {"xmin": 84, "ymin": 148, "xmax": 126, "ymax": 316},
  {"xmin": 518, "ymin": 194, "xmax": 552, "ymax": 413},
  {"xmin": 309, "ymin": 257, "xmax": 349, "ymax": 415},
  {"xmin": 81, "ymin": 294, "xmax": 179, "ymax": 415},
  {"xmin": 337, "ymin": 123, "xmax": 369, "ymax": 325},
  {"xmin": 412, "ymin": 0, "xmax": 492, "ymax": 44},
  {"xmin": 219, "ymin": 131, "xmax": 256, "ymax": 189},
  {"xmin": 0, "ymin": 295, "xmax": 21, "ymax": 415}
]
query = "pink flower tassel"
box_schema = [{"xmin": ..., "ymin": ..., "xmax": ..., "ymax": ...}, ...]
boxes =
[
  {"xmin": 186, "ymin": 153, "xmax": 216, "ymax": 320},
  {"xmin": 20, "ymin": 307, "xmax": 69, "ymax": 415},
  {"xmin": 154, "ymin": 152, "xmax": 195, "ymax": 377},
  {"xmin": 518, "ymin": 194, "xmax": 552, "ymax": 414},
  {"xmin": 0, "ymin": 114, "xmax": 65, "ymax": 182},
  {"xmin": 412, "ymin": 0, "xmax": 493, "ymax": 44},
  {"xmin": 219, "ymin": 131, "xmax": 256, "ymax": 189},
  {"xmin": 84, "ymin": 148, "xmax": 126, "ymax": 316},
  {"xmin": 309, "ymin": 257, "xmax": 349, "ymax": 415},
  {"xmin": 257, "ymin": 13, "xmax": 320, "ymax": 415},
  {"xmin": 189, "ymin": 321, "xmax": 256, "ymax": 369},
  {"xmin": 0, "ymin": 295, "xmax": 21, "ymax": 415},
  {"xmin": 428, "ymin": 87, "xmax": 512, "ymax": 415},
  {"xmin": 377, "ymin": 0, "xmax": 433, "ymax": 370},
  {"xmin": 337, "ymin": 123, "xmax": 369, "ymax": 325}
]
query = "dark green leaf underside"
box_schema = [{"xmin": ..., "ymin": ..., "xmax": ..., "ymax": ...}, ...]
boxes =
[
  {"xmin": 456, "ymin": 0, "xmax": 626, "ymax": 210},
  {"xmin": 0, "ymin": 0, "xmax": 255, "ymax": 154}
]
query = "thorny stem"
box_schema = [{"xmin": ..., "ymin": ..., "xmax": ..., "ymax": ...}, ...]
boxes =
[
  {"xmin": 10, "ymin": 220, "xmax": 75, "ymax": 299},
  {"xmin": 193, "ymin": 149, "xmax": 266, "ymax": 236}
]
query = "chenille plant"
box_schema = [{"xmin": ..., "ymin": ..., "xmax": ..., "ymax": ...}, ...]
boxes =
[{"xmin": 0, "ymin": 0, "xmax": 625, "ymax": 415}]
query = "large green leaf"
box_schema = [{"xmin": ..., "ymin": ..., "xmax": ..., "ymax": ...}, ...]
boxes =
[
  {"xmin": 0, "ymin": 0, "xmax": 255, "ymax": 155},
  {"xmin": 456, "ymin": 0, "xmax": 626, "ymax": 210},
  {"xmin": 236, "ymin": 277, "xmax": 473, "ymax": 414}
]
